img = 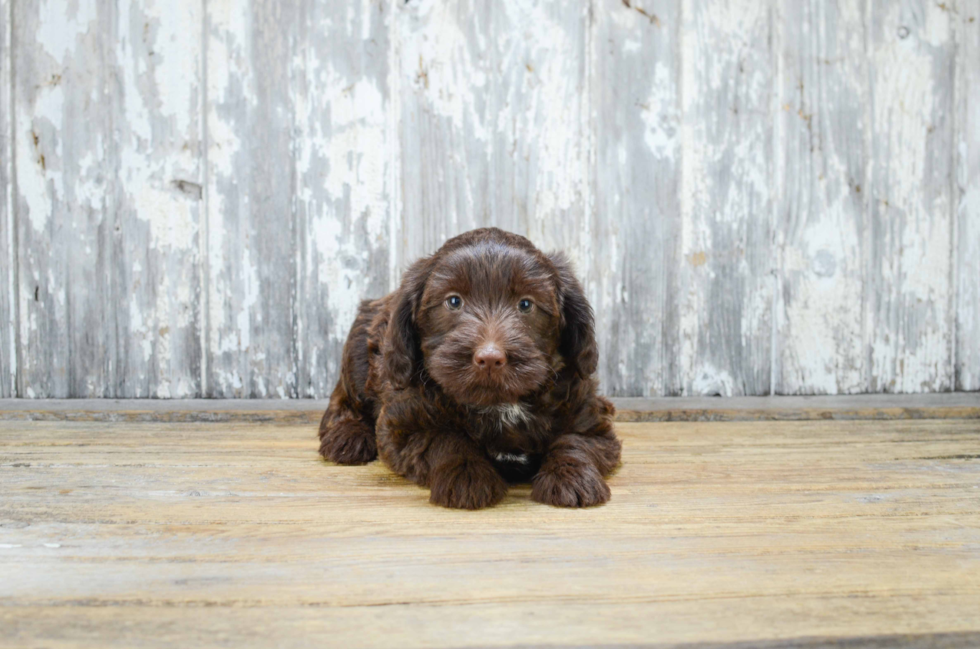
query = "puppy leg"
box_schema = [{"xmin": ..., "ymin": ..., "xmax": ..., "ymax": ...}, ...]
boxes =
[
  {"xmin": 427, "ymin": 444, "xmax": 509, "ymax": 510},
  {"xmin": 377, "ymin": 407, "xmax": 507, "ymax": 509},
  {"xmin": 318, "ymin": 387, "xmax": 377, "ymax": 465},
  {"xmin": 319, "ymin": 300, "xmax": 379, "ymax": 465},
  {"xmin": 532, "ymin": 396, "xmax": 621, "ymax": 508}
]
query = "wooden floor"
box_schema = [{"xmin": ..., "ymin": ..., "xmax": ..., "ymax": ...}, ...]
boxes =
[{"xmin": 2, "ymin": 409, "xmax": 980, "ymax": 647}]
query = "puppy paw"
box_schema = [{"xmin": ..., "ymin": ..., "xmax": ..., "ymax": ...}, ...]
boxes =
[
  {"xmin": 531, "ymin": 458, "xmax": 610, "ymax": 508},
  {"xmin": 429, "ymin": 458, "xmax": 508, "ymax": 510},
  {"xmin": 319, "ymin": 418, "xmax": 377, "ymax": 465}
]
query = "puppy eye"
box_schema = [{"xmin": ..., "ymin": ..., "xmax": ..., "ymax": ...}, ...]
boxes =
[
  {"xmin": 518, "ymin": 298, "xmax": 533, "ymax": 313},
  {"xmin": 446, "ymin": 295, "xmax": 463, "ymax": 310}
]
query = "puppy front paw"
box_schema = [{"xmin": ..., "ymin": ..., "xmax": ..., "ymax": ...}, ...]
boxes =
[
  {"xmin": 531, "ymin": 458, "xmax": 610, "ymax": 508},
  {"xmin": 429, "ymin": 458, "xmax": 508, "ymax": 510},
  {"xmin": 319, "ymin": 418, "xmax": 377, "ymax": 465}
]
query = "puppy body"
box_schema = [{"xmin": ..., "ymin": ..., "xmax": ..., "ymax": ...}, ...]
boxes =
[{"xmin": 318, "ymin": 228, "xmax": 621, "ymax": 509}]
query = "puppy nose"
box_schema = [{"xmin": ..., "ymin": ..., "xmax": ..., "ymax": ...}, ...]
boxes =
[{"xmin": 474, "ymin": 344, "xmax": 506, "ymax": 369}]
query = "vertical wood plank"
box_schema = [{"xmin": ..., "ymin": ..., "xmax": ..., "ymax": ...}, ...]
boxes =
[
  {"xmin": 591, "ymin": 0, "xmax": 679, "ymax": 396},
  {"xmin": 773, "ymin": 0, "xmax": 869, "ymax": 394},
  {"xmin": 109, "ymin": 0, "xmax": 204, "ymax": 397},
  {"xmin": 484, "ymin": 0, "xmax": 593, "ymax": 389},
  {"xmin": 14, "ymin": 0, "xmax": 109, "ymax": 397},
  {"xmin": 0, "ymin": 0, "xmax": 12, "ymax": 397},
  {"xmin": 13, "ymin": 0, "xmax": 204, "ymax": 398},
  {"xmin": 487, "ymin": 0, "xmax": 591, "ymax": 259},
  {"xmin": 955, "ymin": 2, "xmax": 980, "ymax": 391},
  {"xmin": 206, "ymin": 0, "xmax": 298, "ymax": 398},
  {"xmin": 393, "ymin": 0, "xmax": 491, "ymax": 265},
  {"xmin": 494, "ymin": 0, "xmax": 592, "ymax": 389},
  {"xmin": 2, "ymin": 0, "xmax": 972, "ymax": 399},
  {"xmin": 294, "ymin": 0, "xmax": 392, "ymax": 397},
  {"xmin": 673, "ymin": 0, "xmax": 774, "ymax": 396},
  {"xmin": 867, "ymin": 0, "xmax": 955, "ymax": 393},
  {"xmin": 393, "ymin": 0, "xmax": 592, "ymax": 383},
  {"xmin": 393, "ymin": 0, "xmax": 590, "ymax": 277}
]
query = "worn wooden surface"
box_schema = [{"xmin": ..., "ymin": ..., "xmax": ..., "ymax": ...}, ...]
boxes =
[
  {"xmin": 677, "ymin": 0, "xmax": 774, "ymax": 397},
  {"xmin": 206, "ymin": 0, "xmax": 297, "ymax": 398},
  {"xmin": 2, "ymin": 416, "xmax": 980, "ymax": 648},
  {"xmin": 957, "ymin": 5, "xmax": 980, "ymax": 393},
  {"xmin": 1, "ymin": 393, "xmax": 979, "ymax": 424},
  {"xmin": 294, "ymin": 0, "xmax": 391, "ymax": 399},
  {"xmin": 592, "ymin": 0, "xmax": 676, "ymax": 397},
  {"xmin": 1, "ymin": 0, "xmax": 12, "ymax": 397},
  {"xmin": 868, "ymin": 0, "xmax": 957, "ymax": 394},
  {"xmin": 395, "ymin": 1, "xmax": 593, "ymax": 271},
  {"xmin": 774, "ymin": 0, "xmax": 867, "ymax": 395},
  {"xmin": 13, "ymin": 0, "xmax": 98, "ymax": 398},
  {"xmin": 12, "ymin": 0, "xmax": 204, "ymax": 398},
  {"xmin": 2, "ymin": 0, "xmax": 979, "ymax": 399}
]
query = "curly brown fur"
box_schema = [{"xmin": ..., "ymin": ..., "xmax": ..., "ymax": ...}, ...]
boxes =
[{"xmin": 317, "ymin": 228, "xmax": 621, "ymax": 509}]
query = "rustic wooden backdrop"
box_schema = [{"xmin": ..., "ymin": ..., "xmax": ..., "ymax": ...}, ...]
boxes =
[{"xmin": 0, "ymin": 0, "xmax": 977, "ymax": 399}]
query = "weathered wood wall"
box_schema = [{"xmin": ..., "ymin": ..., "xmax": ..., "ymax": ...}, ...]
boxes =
[
  {"xmin": 1, "ymin": 0, "xmax": 12, "ymax": 397},
  {"xmin": 1, "ymin": 0, "xmax": 977, "ymax": 399},
  {"xmin": 958, "ymin": 3, "xmax": 980, "ymax": 392}
]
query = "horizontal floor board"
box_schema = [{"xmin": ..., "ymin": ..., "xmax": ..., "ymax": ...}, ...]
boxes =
[{"xmin": 1, "ymin": 418, "xmax": 979, "ymax": 647}]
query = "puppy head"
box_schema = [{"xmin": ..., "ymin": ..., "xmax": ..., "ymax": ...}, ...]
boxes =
[{"xmin": 384, "ymin": 228, "xmax": 597, "ymax": 407}]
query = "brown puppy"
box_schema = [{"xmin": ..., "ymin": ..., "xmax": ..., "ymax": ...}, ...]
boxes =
[{"xmin": 318, "ymin": 228, "xmax": 621, "ymax": 509}]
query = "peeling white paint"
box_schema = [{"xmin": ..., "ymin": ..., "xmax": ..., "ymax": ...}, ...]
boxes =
[
  {"xmin": 691, "ymin": 364, "xmax": 736, "ymax": 397},
  {"xmin": 677, "ymin": 0, "xmax": 773, "ymax": 395},
  {"xmin": 318, "ymin": 77, "xmax": 387, "ymax": 237},
  {"xmin": 4, "ymin": 0, "xmax": 973, "ymax": 398},
  {"xmin": 1, "ymin": 0, "xmax": 13, "ymax": 397},
  {"xmin": 36, "ymin": 0, "xmax": 96, "ymax": 62},
  {"xmin": 398, "ymin": 0, "xmax": 488, "ymax": 140},
  {"xmin": 868, "ymin": 1, "xmax": 955, "ymax": 392},
  {"xmin": 957, "ymin": 10, "xmax": 980, "ymax": 392},
  {"xmin": 18, "ymin": 92, "xmax": 64, "ymax": 234},
  {"xmin": 773, "ymin": 0, "xmax": 870, "ymax": 396},
  {"xmin": 503, "ymin": 0, "xmax": 586, "ymax": 228},
  {"xmin": 641, "ymin": 63, "xmax": 677, "ymax": 161}
]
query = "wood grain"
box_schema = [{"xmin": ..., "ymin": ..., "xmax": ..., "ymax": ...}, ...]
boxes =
[
  {"xmin": 674, "ymin": 0, "xmax": 774, "ymax": 396},
  {"xmin": 1, "ymin": 393, "xmax": 978, "ymax": 423},
  {"xmin": 394, "ymin": 0, "xmax": 491, "ymax": 263},
  {"xmin": 867, "ymin": 0, "xmax": 956, "ymax": 393},
  {"xmin": 0, "ymin": 0, "xmax": 12, "ymax": 397},
  {"xmin": 205, "ymin": 0, "xmax": 299, "ymax": 398},
  {"xmin": 13, "ymin": 0, "xmax": 108, "ymax": 397},
  {"xmin": 591, "ymin": 0, "xmax": 678, "ymax": 397},
  {"xmin": 393, "ymin": 0, "xmax": 591, "ymax": 266},
  {"xmin": 955, "ymin": 2, "xmax": 980, "ymax": 392},
  {"xmin": 11, "ymin": 1, "xmax": 204, "ymax": 398},
  {"xmin": 774, "ymin": 0, "xmax": 868, "ymax": 395},
  {"xmin": 486, "ymin": 1, "xmax": 591, "ymax": 260},
  {"xmin": 2, "ymin": 0, "xmax": 979, "ymax": 399},
  {"xmin": 1, "ymin": 417, "xmax": 979, "ymax": 647},
  {"xmin": 109, "ymin": 0, "xmax": 205, "ymax": 398},
  {"xmin": 294, "ymin": 0, "xmax": 392, "ymax": 398}
]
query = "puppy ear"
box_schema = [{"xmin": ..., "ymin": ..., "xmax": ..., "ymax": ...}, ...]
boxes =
[
  {"xmin": 549, "ymin": 252, "xmax": 598, "ymax": 378},
  {"xmin": 384, "ymin": 256, "xmax": 433, "ymax": 389}
]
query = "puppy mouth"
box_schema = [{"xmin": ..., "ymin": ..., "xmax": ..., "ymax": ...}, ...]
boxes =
[
  {"xmin": 465, "ymin": 374, "xmax": 523, "ymax": 406},
  {"xmin": 425, "ymin": 366, "xmax": 517, "ymax": 407},
  {"xmin": 426, "ymin": 356, "xmax": 546, "ymax": 407}
]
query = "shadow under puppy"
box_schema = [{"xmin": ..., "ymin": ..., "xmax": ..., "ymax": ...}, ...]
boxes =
[{"xmin": 318, "ymin": 228, "xmax": 621, "ymax": 509}]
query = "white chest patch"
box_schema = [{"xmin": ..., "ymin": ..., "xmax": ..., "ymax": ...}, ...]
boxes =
[
  {"xmin": 495, "ymin": 452, "xmax": 530, "ymax": 464},
  {"xmin": 489, "ymin": 403, "xmax": 531, "ymax": 428}
]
